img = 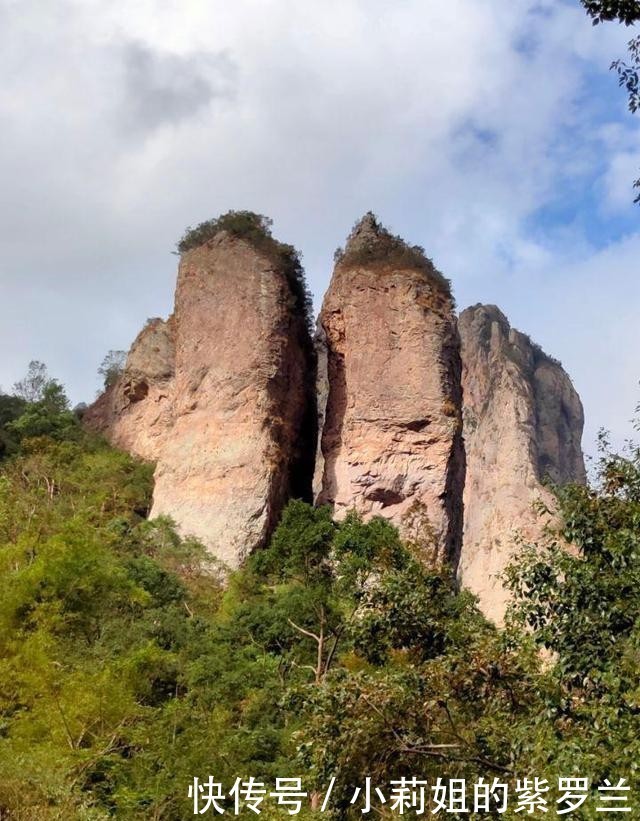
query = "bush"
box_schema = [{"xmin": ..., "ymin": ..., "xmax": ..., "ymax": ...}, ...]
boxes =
[
  {"xmin": 0, "ymin": 394, "xmax": 26, "ymax": 459},
  {"xmin": 334, "ymin": 212, "xmax": 451, "ymax": 292},
  {"xmin": 98, "ymin": 350, "xmax": 126, "ymax": 389},
  {"xmin": 178, "ymin": 211, "xmax": 274, "ymax": 254},
  {"xmin": 8, "ymin": 381, "xmax": 78, "ymax": 443}
]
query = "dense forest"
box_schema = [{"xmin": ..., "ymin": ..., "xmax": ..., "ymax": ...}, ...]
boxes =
[{"xmin": 0, "ymin": 364, "xmax": 638, "ymax": 818}]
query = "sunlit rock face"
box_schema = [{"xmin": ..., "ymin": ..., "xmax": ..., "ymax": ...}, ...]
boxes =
[
  {"xmin": 458, "ymin": 304, "xmax": 586, "ymax": 623},
  {"xmin": 87, "ymin": 225, "xmax": 315, "ymax": 567},
  {"xmin": 83, "ymin": 316, "xmax": 176, "ymax": 462},
  {"xmin": 316, "ymin": 214, "xmax": 465, "ymax": 566},
  {"xmin": 86, "ymin": 213, "xmax": 585, "ymax": 606}
]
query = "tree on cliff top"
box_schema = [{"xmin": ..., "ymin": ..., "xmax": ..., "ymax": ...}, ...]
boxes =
[
  {"xmin": 98, "ymin": 349, "xmax": 126, "ymax": 389},
  {"xmin": 334, "ymin": 211, "xmax": 451, "ymax": 292},
  {"xmin": 177, "ymin": 210, "xmax": 277, "ymax": 254}
]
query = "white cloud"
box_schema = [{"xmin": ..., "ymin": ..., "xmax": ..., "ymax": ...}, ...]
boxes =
[{"xmin": 0, "ymin": 0, "xmax": 638, "ymax": 454}]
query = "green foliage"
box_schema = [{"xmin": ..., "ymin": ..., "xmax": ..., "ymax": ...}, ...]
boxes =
[
  {"xmin": 0, "ymin": 420, "xmax": 223, "ymax": 818},
  {"xmin": 334, "ymin": 212, "xmax": 451, "ymax": 293},
  {"xmin": 505, "ymin": 427, "xmax": 640, "ymax": 799},
  {"xmin": 98, "ymin": 350, "xmax": 126, "ymax": 389},
  {"xmin": 2, "ymin": 362, "xmax": 81, "ymax": 453},
  {"xmin": 580, "ymin": 0, "xmax": 640, "ymax": 25},
  {"xmin": 1, "ymin": 366, "xmax": 639, "ymax": 817},
  {"xmin": 231, "ymin": 504, "xmax": 545, "ymax": 814},
  {"xmin": 176, "ymin": 210, "xmax": 313, "ymax": 328},
  {"xmin": 178, "ymin": 210, "xmax": 276, "ymax": 254},
  {"xmin": 0, "ymin": 394, "xmax": 26, "ymax": 459},
  {"xmin": 507, "ymin": 430, "xmax": 640, "ymax": 680},
  {"xmin": 8, "ymin": 381, "xmax": 78, "ymax": 443},
  {"xmin": 0, "ymin": 433, "xmax": 537, "ymax": 819}
]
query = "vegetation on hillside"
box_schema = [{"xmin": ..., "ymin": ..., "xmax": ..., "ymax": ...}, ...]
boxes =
[{"xmin": 0, "ymin": 363, "xmax": 639, "ymax": 817}]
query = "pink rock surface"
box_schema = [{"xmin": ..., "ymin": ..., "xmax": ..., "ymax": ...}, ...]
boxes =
[
  {"xmin": 316, "ymin": 215, "xmax": 465, "ymax": 564},
  {"xmin": 87, "ymin": 228, "xmax": 314, "ymax": 567},
  {"xmin": 458, "ymin": 304, "xmax": 585, "ymax": 623}
]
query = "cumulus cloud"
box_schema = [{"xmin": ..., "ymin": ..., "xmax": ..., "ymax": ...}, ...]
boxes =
[{"xmin": 0, "ymin": 0, "xmax": 638, "ymax": 453}]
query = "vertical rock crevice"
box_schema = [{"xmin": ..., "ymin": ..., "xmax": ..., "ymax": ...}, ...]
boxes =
[{"xmin": 442, "ymin": 328, "xmax": 466, "ymax": 569}]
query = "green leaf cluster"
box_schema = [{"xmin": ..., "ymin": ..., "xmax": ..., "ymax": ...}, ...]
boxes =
[{"xmin": 1, "ymin": 365, "xmax": 640, "ymax": 818}]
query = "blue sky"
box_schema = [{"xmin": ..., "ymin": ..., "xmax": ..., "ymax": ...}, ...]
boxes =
[{"xmin": 0, "ymin": 0, "xmax": 639, "ymax": 459}]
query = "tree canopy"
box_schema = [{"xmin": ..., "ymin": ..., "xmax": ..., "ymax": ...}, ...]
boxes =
[
  {"xmin": 580, "ymin": 1, "xmax": 640, "ymax": 25},
  {"xmin": 0, "ymin": 364, "xmax": 639, "ymax": 817},
  {"xmin": 98, "ymin": 350, "xmax": 126, "ymax": 390},
  {"xmin": 578, "ymin": 0, "xmax": 640, "ymax": 200}
]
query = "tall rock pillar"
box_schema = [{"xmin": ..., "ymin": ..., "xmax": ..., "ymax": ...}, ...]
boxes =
[
  {"xmin": 458, "ymin": 304, "xmax": 586, "ymax": 622},
  {"xmin": 87, "ymin": 213, "xmax": 316, "ymax": 567},
  {"xmin": 316, "ymin": 214, "xmax": 465, "ymax": 565}
]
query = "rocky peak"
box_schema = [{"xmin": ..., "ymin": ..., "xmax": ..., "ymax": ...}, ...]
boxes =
[
  {"xmin": 86, "ymin": 214, "xmax": 586, "ymax": 616},
  {"xmin": 83, "ymin": 316, "xmax": 175, "ymax": 461},
  {"xmin": 458, "ymin": 304, "xmax": 585, "ymax": 622},
  {"xmin": 335, "ymin": 213, "xmax": 451, "ymax": 292},
  {"xmin": 316, "ymin": 215, "xmax": 465, "ymax": 565},
  {"xmin": 341, "ymin": 211, "xmax": 385, "ymax": 255},
  {"xmin": 121, "ymin": 317, "xmax": 175, "ymax": 402},
  {"xmin": 87, "ymin": 211, "xmax": 315, "ymax": 567},
  {"xmin": 176, "ymin": 210, "xmax": 312, "ymax": 327}
]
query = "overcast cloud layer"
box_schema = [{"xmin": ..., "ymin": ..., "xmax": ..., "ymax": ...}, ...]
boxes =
[{"xmin": 1, "ymin": 0, "xmax": 639, "ymax": 459}]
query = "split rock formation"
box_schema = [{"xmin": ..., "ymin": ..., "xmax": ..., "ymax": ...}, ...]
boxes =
[{"xmin": 87, "ymin": 212, "xmax": 585, "ymax": 620}]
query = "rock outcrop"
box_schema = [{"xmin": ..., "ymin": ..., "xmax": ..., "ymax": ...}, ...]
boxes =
[
  {"xmin": 87, "ymin": 213, "xmax": 315, "ymax": 567},
  {"xmin": 87, "ymin": 213, "xmax": 587, "ymax": 612},
  {"xmin": 84, "ymin": 317, "xmax": 176, "ymax": 462},
  {"xmin": 458, "ymin": 304, "xmax": 585, "ymax": 622},
  {"xmin": 315, "ymin": 214, "xmax": 465, "ymax": 564}
]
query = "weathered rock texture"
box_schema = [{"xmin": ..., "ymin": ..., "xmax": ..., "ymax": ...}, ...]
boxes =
[
  {"xmin": 84, "ymin": 317, "xmax": 176, "ymax": 462},
  {"xmin": 87, "ymin": 221, "xmax": 315, "ymax": 567},
  {"xmin": 458, "ymin": 304, "xmax": 585, "ymax": 622},
  {"xmin": 316, "ymin": 214, "xmax": 465, "ymax": 564},
  {"xmin": 87, "ymin": 212, "xmax": 587, "ymax": 613}
]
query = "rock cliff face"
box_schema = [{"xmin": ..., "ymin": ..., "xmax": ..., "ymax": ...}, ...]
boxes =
[
  {"xmin": 458, "ymin": 304, "xmax": 585, "ymax": 622},
  {"xmin": 315, "ymin": 214, "xmax": 465, "ymax": 564},
  {"xmin": 83, "ymin": 317, "xmax": 176, "ymax": 462},
  {"xmin": 87, "ymin": 215, "xmax": 315, "ymax": 567},
  {"xmin": 87, "ymin": 213, "xmax": 586, "ymax": 614}
]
